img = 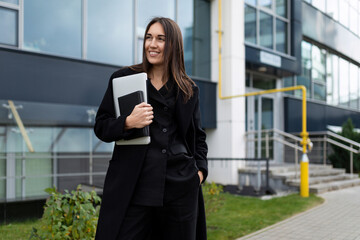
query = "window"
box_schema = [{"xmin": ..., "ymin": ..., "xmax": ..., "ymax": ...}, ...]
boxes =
[
  {"xmin": 326, "ymin": 0, "xmax": 339, "ymax": 20},
  {"xmin": 0, "ymin": 0, "xmax": 18, "ymax": 4},
  {"xmin": 349, "ymin": 63, "xmax": 359, "ymax": 109},
  {"xmin": 276, "ymin": 19, "xmax": 287, "ymax": 53},
  {"xmin": 339, "ymin": 58, "xmax": 349, "ymax": 107},
  {"xmin": 244, "ymin": 0, "xmax": 290, "ymax": 54},
  {"xmin": 178, "ymin": 0, "xmax": 194, "ymax": 75},
  {"xmin": 87, "ymin": 0, "xmax": 133, "ymax": 65},
  {"xmin": 259, "ymin": 11, "xmax": 273, "ymax": 49},
  {"xmin": 24, "ymin": 0, "xmax": 82, "ymax": 58},
  {"xmin": 259, "ymin": 0, "xmax": 272, "ymax": 9},
  {"xmin": 326, "ymin": 53, "xmax": 335, "ymax": 105},
  {"xmin": 308, "ymin": 0, "xmax": 360, "ymax": 37},
  {"xmin": 245, "ymin": 5, "xmax": 257, "ymax": 44},
  {"xmin": 276, "ymin": 0, "xmax": 287, "ymax": 18},
  {"xmin": 136, "ymin": 0, "xmax": 175, "ymax": 63},
  {"xmin": 0, "ymin": 7, "xmax": 17, "ymax": 46}
]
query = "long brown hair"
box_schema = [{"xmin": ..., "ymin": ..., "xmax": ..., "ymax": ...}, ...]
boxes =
[{"xmin": 130, "ymin": 17, "xmax": 195, "ymax": 102}]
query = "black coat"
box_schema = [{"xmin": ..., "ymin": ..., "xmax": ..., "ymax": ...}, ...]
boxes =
[{"xmin": 94, "ymin": 67, "xmax": 208, "ymax": 240}]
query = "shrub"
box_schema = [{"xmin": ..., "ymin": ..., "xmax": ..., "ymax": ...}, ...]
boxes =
[
  {"xmin": 202, "ymin": 182, "xmax": 224, "ymax": 216},
  {"xmin": 29, "ymin": 185, "xmax": 101, "ymax": 240},
  {"xmin": 329, "ymin": 118, "xmax": 360, "ymax": 173}
]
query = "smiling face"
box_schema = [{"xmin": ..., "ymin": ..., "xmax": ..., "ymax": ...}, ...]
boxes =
[{"xmin": 144, "ymin": 22, "xmax": 166, "ymax": 67}]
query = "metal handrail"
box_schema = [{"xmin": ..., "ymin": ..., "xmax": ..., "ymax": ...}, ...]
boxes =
[
  {"xmin": 245, "ymin": 128, "xmax": 302, "ymax": 179},
  {"xmin": 246, "ymin": 129, "xmax": 359, "ymax": 175}
]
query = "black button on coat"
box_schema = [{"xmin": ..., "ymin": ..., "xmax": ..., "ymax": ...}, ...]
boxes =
[{"xmin": 94, "ymin": 67, "xmax": 208, "ymax": 240}]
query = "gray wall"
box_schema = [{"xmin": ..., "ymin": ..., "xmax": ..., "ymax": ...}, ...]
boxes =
[
  {"xmin": 284, "ymin": 96, "xmax": 360, "ymax": 132},
  {"xmin": 0, "ymin": 48, "xmax": 216, "ymax": 128}
]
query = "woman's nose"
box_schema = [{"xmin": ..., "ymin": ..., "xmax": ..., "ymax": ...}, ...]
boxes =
[{"xmin": 149, "ymin": 39, "xmax": 157, "ymax": 48}]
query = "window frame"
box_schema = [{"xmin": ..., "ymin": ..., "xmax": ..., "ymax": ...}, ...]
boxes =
[
  {"xmin": 245, "ymin": 0, "xmax": 291, "ymax": 56},
  {"xmin": 0, "ymin": 0, "xmax": 22, "ymax": 48}
]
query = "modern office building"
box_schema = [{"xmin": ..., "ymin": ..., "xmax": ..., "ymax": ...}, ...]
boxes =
[{"xmin": 1, "ymin": 0, "xmax": 360, "ymax": 207}]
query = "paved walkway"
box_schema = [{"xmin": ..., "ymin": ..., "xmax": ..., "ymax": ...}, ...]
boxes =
[{"xmin": 237, "ymin": 186, "xmax": 360, "ymax": 240}]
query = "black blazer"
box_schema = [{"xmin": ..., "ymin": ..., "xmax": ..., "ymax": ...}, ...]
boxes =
[{"xmin": 94, "ymin": 67, "xmax": 208, "ymax": 240}]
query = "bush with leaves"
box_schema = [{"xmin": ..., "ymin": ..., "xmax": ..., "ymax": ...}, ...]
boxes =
[
  {"xmin": 29, "ymin": 185, "xmax": 101, "ymax": 240},
  {"xmin": 202, "ymin": 182, "xmax": 224, "ymax": 217},
  {"xmin": 329, "ymin": 118, "xmax": 360, "ymax": 173}
]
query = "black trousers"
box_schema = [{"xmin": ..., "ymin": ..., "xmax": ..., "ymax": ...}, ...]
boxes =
[{"xmin": 116, "ymin": 173, "xmax": 200, "ymax": 240}]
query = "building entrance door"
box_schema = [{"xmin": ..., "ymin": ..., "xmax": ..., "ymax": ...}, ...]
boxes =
[{"xmin": 246, "ymin": 72, "xmax": 275, "ymax": 160}]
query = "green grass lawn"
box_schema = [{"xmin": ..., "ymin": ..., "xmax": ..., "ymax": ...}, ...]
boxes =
[
  {"xmin": 0, "ymin": 218, "xmax": 42, "ymax": 240},
  {"xmin": 0, "ymin": 193, "xmax": 323, "ymax": 240}
]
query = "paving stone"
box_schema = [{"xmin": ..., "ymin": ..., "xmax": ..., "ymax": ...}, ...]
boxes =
[{"xmin": 237, "ymin": 186, "xmax": 360, "ymax": 240}]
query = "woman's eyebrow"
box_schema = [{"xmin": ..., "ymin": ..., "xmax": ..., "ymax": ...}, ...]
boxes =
[{"xmin": 146, "ymin": 33, "xmax": 166, "ymax": 37}]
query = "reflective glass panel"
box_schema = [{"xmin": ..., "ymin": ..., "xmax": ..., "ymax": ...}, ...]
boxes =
[
  {"xmin": 0, "ymin": 7, "xmax": 17, "ymax": 46},
  {"xmin": 136, "ymin": 0, "xmax": 175, "ymax": 63},
  {"xmin": 276, "ymin": 0, "xmax": 287, "ymax": 17},
  {"xmin": 87, "ymin": 0, "xmax": 133, "ymax": 65},
  {"xmin": 7, "ymin": 126, "xmax": 25, "ymax": 152},
  {"xmin": 311, "ymin": 45, "xmax": 326, "ymax": 84},
  {"xmin": 349, "ymin": 63, "xmax": 358, "ymax": 109},
  {"xmin": 0, "ymin": 152, "xmax": 4, "ymax": 199},
  {"xmin": 245, "ymin": 0, "xmax": 256, "ymax": 5},
  {"xmin": 359, "ymin": 67, "xmax": 360, "ymax": 109},
  {"xmin": 0, "ymin": 0, "xmax": 18, "ymax": 4},
  {"xmin": 301, "ymin": 41, "xmax": 312, "ymax": 80},
  {"xmin": 349, "ymin": 6, "xmax": 358, "ymax": 35},
  {"xmin": 283, "ymin": 76, "xmax": 294, "ymax": 95},
  {"xmin": 0, "ymin": 127, "xmax": 4, "ymax": 199},
  {"xmin": 312, "ymin": 0, "xmax": 325, "ymax": 12},
  {"xmin": 259, "ymin": 0, "xmax": 272, "ymax": 9},
  {"xmin": 276, "ymin": 19, "xmax": 287, "ymax": 53},
  {"xmin": 253, "ymin": 75, "xmax": 276, "ymax": 90},
  {"xmin": 259, "ymin": 11, "xmax": 273, "ymax": 49},
  {"xmin": 296, "ymin": 76, "xmax": 311, "ymax": 98},
  {"xmin": 24, "ymin": 152, "xmax": 52, "ymax": 197},
  {"xmin": 56, "ymin": 128, "xmax": 90, "ymax": 152},
  {"xmin": 27, "ymin": 127, "xmax": 55, "ymax": 152},
  {"xmin": 332, "ymin": 55, "xmax": 339, "ymax": 105},
  {"xmin": 339, "ymin": 1, "xmax": 349, "ymax": 28},
  {"xmin": 0, "ymin": 126, "xmax": 5, "ymax": 152},
  {"xmin": 314, "ymin": 83, "xmax": 326, "ymax": 101},
  {"xmin": 326, "ymin": 0, "xmax": 339, "ymax": 20},
  {"xmin": 24, "ymin": 0, "xmax": 81, "ymax": 58},
  {"xmin": 326, "ymin": 53, "xmax": 334, "ymax": 105},
  {"xmin": 339, "ymin": 58, "xmax": 349, "ymax": 106},
  {"xmin": 178, "ymin": 0, "xmax": 194, "ymax": 75},
  {"xmin": 245, "ymin": 4, "xmax": 257, "ymax": 44}
]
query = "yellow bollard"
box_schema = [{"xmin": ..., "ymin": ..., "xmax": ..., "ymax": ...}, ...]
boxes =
[{"xmin": 300, "ymin": 154, "xmax": 309, "ymax": 197}]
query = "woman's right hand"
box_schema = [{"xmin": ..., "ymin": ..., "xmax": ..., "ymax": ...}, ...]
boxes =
[{"xmin": 124, "ymin": 102, "xmax": 153, "ymax": 130}]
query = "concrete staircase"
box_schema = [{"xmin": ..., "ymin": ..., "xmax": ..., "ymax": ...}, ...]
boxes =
[
  {"xmin": 270, "ymin": 164, "xmax": 360, "ymax": 194},
  {"xmin": 239, "ymin": 163, "xmax": 360, "ymax": 194}
]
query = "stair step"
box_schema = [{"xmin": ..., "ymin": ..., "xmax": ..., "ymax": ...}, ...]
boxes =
[
  {"xmin": 309, "ymin": 178, "xmax": 360, "ymax": 194},
  {"xmin": 286, "ymin": 174, "xmax": 358, "ymax": 186},
  {"xmin": 273, "ymin": 168, "xmax": 345, "ymax": 179}
]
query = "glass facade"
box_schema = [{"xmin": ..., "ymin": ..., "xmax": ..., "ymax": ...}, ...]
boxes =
[
  {"xmin": 87, "ymin": 0, "xmax": 133, "ymax": 65},
  {"xmin": 306, "ymin": 0, "xmax": 360, "ymax": 37},
  {"xmin": 1, "ymin": 0, "xmax": 210, "ymax": 79},
  {"xmin": 284, "ymin": 40, "xmax": 360, "ymax": 110},
  {"xmin": 0, "ymin": 125, "xmax": 113, "ymax": 200},
  {"xmin": 24, "ymin": 0, "xmax": 82, "ymax": 58},
  {"xmin": 0, "ymin": 6, "xmax": 17, "ymax": 46},
  {"xmin": 244, "ymin": 0, "xmax": 290, "ymax": 54}
]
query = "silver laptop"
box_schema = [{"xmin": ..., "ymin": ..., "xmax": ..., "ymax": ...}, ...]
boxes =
[{"xmin": 112, "ymin": 72, "xmax": 151, "ymax": 145}]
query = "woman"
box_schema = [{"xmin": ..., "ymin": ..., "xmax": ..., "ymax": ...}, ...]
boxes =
[{"xmin": 94, "ymin": 17, "xmax": 208, "ymax": 240}]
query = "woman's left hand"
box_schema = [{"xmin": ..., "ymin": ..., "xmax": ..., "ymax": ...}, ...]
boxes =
[{"xmin": 197, "ymin": 171, "xmax": 203, "ymax": 185}]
